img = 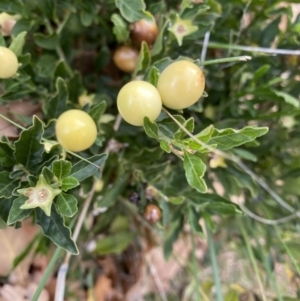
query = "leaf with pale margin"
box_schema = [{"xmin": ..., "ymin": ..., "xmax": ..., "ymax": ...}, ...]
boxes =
[
  {"xmin": 34, "ymin": 33, "xmax": 59, "ymax": 50},
  {"xmin": 61, "ymin": 177, "xmax": 79, "ymax": 192},
  {"xmin": 36, "ymin": 206, "xmax": 78, "ymax": 254},
  {"xmin": 56, "ymin": 193, "xmax": 78, "ymax": 217},
  {"xmin": 209, "ymin": 126, "xmax": 268, "ymax": 150},
  {"xmin": 0, "ymin": 171, "xmax": 20, "ymax": 198},
  {"xmin": 188, "ymin": 207, "xmax": 203, "ymax": 233},
  {"xmin": 115, "ymin": 0, "xmax": 153, "ymax": 23},
  {"xmin": 9, "ymin": 31, "xmax": 27, "ymax": 57},
  {"xmin": 174, "ymin": 117, "xmax": 194, "ymax": 140},
  {"xmin": 134, "ymin": 41, "xmax": 150, "ymax": 76},
  {"xmin": 14, "ymin": 116, "xmax": 44, "ymax": 170},
  {"xmin": 41, "ymin": 166, "xmax": 54, "ymax": 184},
  {"xmin": 89, "ymin": 101, "xmax": 107, "ymax": 124},
  {"xmin": 160, "ymin": 140, "xmax": 171, "ymax": 153},
  {"xmin": 52, "ymin": 160, "xmax": 72, "ymax": 180},
  {"xmin": 7, "ymin": 195, "xmax": 32, "ymax": 225},
  {"xmin": 70, "ymin": 154, "xmax": 107, "ymax": 182},
  {"xmin": 273, "ymin": 90, "xmax": 299, "ymax": 108},
  {"xmin": 143, "ymin": 117, "xmax": 159, "ymax": 140},
  {"xmin": 45, "ymin": 77, "xmax": 68, "ymax": 119},
  {"xmin": 111, "ymin": 13, "xmax": 130, "ymax": 43},
  {"xmin": 148, "ymin": 66, "xmax": 159, "ymax": 86},
  {"xmin": 183, "ymin": 151, "xmax": 207, "ymax": 193}
]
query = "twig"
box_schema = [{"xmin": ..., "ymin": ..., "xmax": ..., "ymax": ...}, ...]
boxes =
[
  {"xmin": 200, "ymin": 31, "xmax": 211, "ymax": 63},
  {"xmin": 145, "ymin": 255, "xmax": 169, "ymax": 301},
  {"xmin": 196, "ymin": 55, "xmax": 252, "ymax": 66},
  {"xmin": 196, "ymin": 41, "xmax": 300, "ymax": 55},
  {"xmin": 240, "ymin": 203, "xmax": 297, "ymax": 225}
]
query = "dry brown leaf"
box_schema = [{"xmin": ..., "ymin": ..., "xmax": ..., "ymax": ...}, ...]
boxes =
[{"xmin": 0, "ymin": 219, "xmax": 38, "ymax": 285}]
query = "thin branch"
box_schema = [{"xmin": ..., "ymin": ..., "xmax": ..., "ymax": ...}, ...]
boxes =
[
  {"xmin": 145, "ymin": 255, "xmax": 169, "ymax": 301},
  {"xmin": 196, "ymin": 41, "xmax": 300, "ymax": 56},
  {"xmin": 195, "ymin": 55, "xmax": 252, "ymax": 66},
  {"xmin": 200, "ymin": 31, "xmax": 211, "ymax": 62},
  {"xmin": 240, "ymin": 203, "xmax": 297, "ymax": 225}
]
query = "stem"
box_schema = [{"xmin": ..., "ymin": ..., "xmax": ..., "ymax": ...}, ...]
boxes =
[
  {"xmin": 162, "ymin": 107, "xmax": 300, "ymax": 218},
  {"xmin": 196, "ymin": 55, "xmax": 252, "ymax": 66},
  {"xmin": 44, "ymin": 18, "xmax": 73, "ymax": 77},
  {"xmin": 206, "ymin": 224, "xmax": 223, "ymax": 301},
  {"xmin": 54, "ymin": 187, "xmax": 95, "ymax": 301},
  {"xmin": 189, "ymin": 210, "xmax": 201, "ymax": 301},
  {"xmin": 239, "ymin": 203, "xmax": 297, "ymax": 225},
  {"xmin": 31, "ymin": 247, "xmax": 63, "ymax": 301},
  {"xmin": 0, "ymin": 113, "xmax": 26, "ymax": 130},
  {"xmin": 240, "ymin": 222, "xmax": 267, "ymax": 301},
  {"xmin": 196, "ymin": 41, "xmax": 300, "ymax": 55}
]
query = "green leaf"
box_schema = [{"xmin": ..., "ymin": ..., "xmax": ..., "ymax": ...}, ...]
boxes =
[
  {"xmin": 174, "ymin": 117, "xmax": 194, "ymax": 140},
  {"xmin": 148, "ymin": 66, "xmax": 159, "ymax": 86},
  {"xmin": 232, "ymin": 148, "xmax": 257, "ymax": 162},
  {"xmin": 56, "ymin": 193, "xmax": 78, "ymax": 217},
  {"xmin": 69, "ymin": 154, "xmax": 107, "ymax": 182},
  {"xmin": 14, "ymin": 116, "xmax": 44, "ymax": 170},
  {"xmin": 134, "ymin": 41, "xmax": 150, "ymax": 76},
  {"xmin": 273, "ymin": 90, "xmax": 300, "ymax": 108},
  {"xmin": 202, "ymin": 211, "xmax": 215, "ymax": 231},
  {"xmin": 60, "ymin": 177, "xmax": 79, "ymax": 192},
  {"xmin": 35, "ymin": 0, "xmax": 57, "ymax": 20},
  {"xmin": 52, "ymin": 159, "xmax": 72, "ymax": 180},
  {"xmin": 115, "ymin": 0, "xmax": 153, "ymax": 23},
  {"xmin": 45, "ymin": 77, "xmax": 68, "ymax": 119},
  {"xmin": 94, "ymin": 232, "xmax": 133, "ymax": 255},
  {"xmin": 0, "ymin": 171, "xmax": 19, "ymax": 198},
  {"xmin": 188, "ymin": 124, "xmax": 214, "ymax": 151},
  {"xmin": 100, "ymin": 174, "xmax": 129, "ymax": 207},
  {"xmin": 0, "ymin": 196, "xmax": 14, "ymax": 223},
  {"xmin": 152, "ymin": 19, "xmax": 169, "ymax": 56},
  {"xmin": 183, "ymin": 151, "xmax": 207, "ymax": 193},
  {"xmin": 11, "ymin": 235, "xmax": 39, "ymax": 271},
  {"xmin": 209, "ymin": 126, "xmax": 269, "ymax": 150},
  {"xmin": 189, "ymin": 206, "xmax": 203, "ymax": 233},
  {"xmin": 160, "ymin": 140, "xmax": 171, "ymax": 153},
  {"xmin": 0, "ymin": 0, "xmax": 24, "ymax": 14},
  {"xmin": 163, "ymin": 218, "xmax": 183, "ymax": 259},
  {"xmin": 0, "ymin": 141, "xmax": 16, "ymax": 167},
  {"xmin": 111, "ymin": 13, "xmax": 130, "ymax": 43},
  {"xmin": 34, "ymin": 33, "xmax": 59, "ymax": 50},
  {"xmin": 169, "ymin": 196, "xmax": 185, "ymax": 205},
  {"xmin": 36, "ymin": 206, "xmax": 78, "ymax": 254},
  {"xmin": 41, "ymin": 166, "xmax": 54, "ymax": 184},
  {"xmin": 89, "ymin": 101, "xmax": 107, "ymax": 124},
  {"xmin": 9, "ymin": 31, "xmax": 27, "ymax": 57},
  {"xmin": 143, "ymin": 117, "xmax": 160, "ymax": 140},
  {"xmin": 7, "ymin": 195, "xmax": 32, "ymax": 225}
]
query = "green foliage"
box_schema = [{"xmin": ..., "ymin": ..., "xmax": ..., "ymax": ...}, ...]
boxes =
[{"xmin": 0, "ymin": 0, "xmax": 299, "ymax": 298}]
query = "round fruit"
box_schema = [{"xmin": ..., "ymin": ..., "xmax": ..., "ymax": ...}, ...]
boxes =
[
  {"xmin": 130, "ymin": 19, "xmax": 158, "ymax": 47},
  {"xmin": 0, "ymin": 46, "xmax": 18, "ymax": 79},
  {"xmin": 157, "ymin": 60, "xmax": 205, "ymax": 110},
  {"xmin": 55, "ymin": 109, "xmax": 97, "ymax": 152},
  {"xmin": 113, "ymin": 46, "xmax": 139, "ymax": 73},
  {"xmin": 117, "ymin": 81, "xmax": 162, "ymax": 126},
  {"xmin": 143, "ymin": 204, "xmax": 161, "ymax": 223}
]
